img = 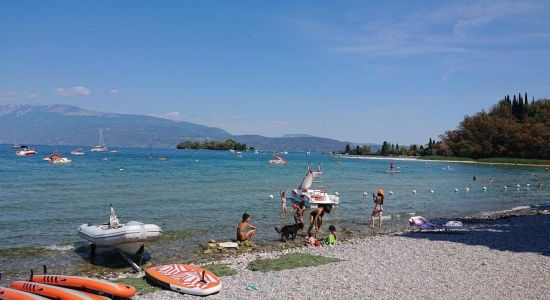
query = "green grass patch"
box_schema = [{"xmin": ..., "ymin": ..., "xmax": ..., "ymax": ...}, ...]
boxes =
[
  {"xmin": 114, "ymin": 277, "xmax": 161, "ymax": 295},
  {"xmin": 247, "ymin": 253, "xmax": 341, "ymax": 272},
  {"xmin": 201, "ymin": 264, "xmax": 238, "ymax": 277}
]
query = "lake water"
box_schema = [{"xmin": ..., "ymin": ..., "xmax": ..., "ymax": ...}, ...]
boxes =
[{"xmin": 0, "ymin": 144, "xmax": 548, "ymax": 279}]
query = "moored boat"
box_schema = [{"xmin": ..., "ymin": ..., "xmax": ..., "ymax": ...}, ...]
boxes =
[
  {"xmin": 77, "ymin": 206, "xmax": 162, "ymax": 248},
  {"xmin": 70, "ymin": 148, "xmax": 85, "ymax": 155},
  {"xmin": 268, "ymin": 153, "xmax": 287, "ymax": 165},
  {"xmin": 16, "ymin": 146, "xmax": 37, "ymax": 156},
  {"xmin": 91, "ymin": 129, "xmax": 108, "ymax": 152}
]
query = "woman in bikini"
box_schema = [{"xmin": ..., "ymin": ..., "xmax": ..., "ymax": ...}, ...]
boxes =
[
  {"xmin": 371, "ymin": 188, "xmax": 384, "ymax": 227},
  {"xmin": 236, "ymin": 213, "xmax": 256, "ymax": 242}
]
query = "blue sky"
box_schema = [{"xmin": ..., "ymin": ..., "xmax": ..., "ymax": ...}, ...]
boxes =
[{"xmin": 1, "ymin": 1, "xmax": 549, "ymax": 145}]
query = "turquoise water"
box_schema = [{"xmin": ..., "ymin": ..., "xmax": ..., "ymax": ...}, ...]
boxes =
[{"xmin": 0, "ymin": 144, "xmax": 548, "ymax": 277}]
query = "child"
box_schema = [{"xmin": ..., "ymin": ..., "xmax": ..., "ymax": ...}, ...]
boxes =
[
  {"xmin": 326, "ymin": 225, "xmax": 337, "ymax": 245},
  {"xmin": 306, "ymin": 231, "xmax": 320, "ymax": 247},
  {"xmin": 294, "ymin": 200, "xmax": 306, "ymax": 224},
  {"xmin": 281, "ymin": 191, "xmax": 287, "ymax": 212}
]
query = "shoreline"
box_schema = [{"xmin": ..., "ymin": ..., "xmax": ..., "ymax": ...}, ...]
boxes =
[
  {"xmin": 127, "ymin": 206, "xmax": 549, "ymax": 299},
  {"xmin": 335, "ymin": 154, "xmax": 550, "ymax": 167}
]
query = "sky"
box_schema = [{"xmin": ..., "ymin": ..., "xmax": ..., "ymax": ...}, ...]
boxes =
[{"xmin": 1, "ymin": 0, "xmax": 549, "ymax": 145}]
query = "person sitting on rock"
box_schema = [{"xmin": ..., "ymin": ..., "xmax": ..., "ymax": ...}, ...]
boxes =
[{"xmin": 237, "ymin": 213, "xmax": 256, "ymax": 242}]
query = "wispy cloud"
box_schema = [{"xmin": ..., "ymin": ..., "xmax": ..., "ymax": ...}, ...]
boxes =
[
  {"xmin": 291, "ymin": 0, "xmax": 545, "ymax": 58},
  {"xmin": 54, "ymin": 86, "xmax": 91, "ymax": 97},
  {"xmin": 0, "ymin": 91, "xmax": 17, "ymax": 101},
  {"xmin": 109, "ymin": 89, "xmax": 119, "ymax": 94},
  {"xmin": 27, "ymin": 92, "xmax": 39, "ymax": 98},
  {"xmin": 151, "ymin": 111, "xmax": 182, "ymax": 121}
]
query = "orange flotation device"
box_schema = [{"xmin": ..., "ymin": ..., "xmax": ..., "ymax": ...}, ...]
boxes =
[
  {"xmin": 10, "ymin": 282, "xmax": 109, "ymax": 300},
  {"xmin": 0, "ymin": 287, "xmax": 48, "ymax": 300},
  {"xmin": 28, "ymin": 275, "xmax": 136, "ymax": 298}
]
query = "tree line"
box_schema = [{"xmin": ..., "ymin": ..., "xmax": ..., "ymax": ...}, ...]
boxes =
[
  {"xmin": 177, "ymin": 139, "xmax": 247, "ymax": 151},
  {"xmin": 341, "ymin": 94, "xmax": 549, "ymax": 159}
]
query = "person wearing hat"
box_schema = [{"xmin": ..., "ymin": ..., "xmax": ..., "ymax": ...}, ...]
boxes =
[
  {"xmin": 371, "ymin": 188, "xmax": 384, "ymax": 227},
  {"xmin": 237, "ymin": 213, "xmax": 256, "ymax": 242}
]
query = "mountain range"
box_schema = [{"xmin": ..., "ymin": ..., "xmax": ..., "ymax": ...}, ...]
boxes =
[{"xmin": 0, "ymin": 104, "xmax": 353, "ymax": 151}]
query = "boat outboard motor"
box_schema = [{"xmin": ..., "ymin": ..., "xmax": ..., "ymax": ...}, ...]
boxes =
[{"xmin": 109, "ymin": 204, "xmax": 120, "ymax": 228}]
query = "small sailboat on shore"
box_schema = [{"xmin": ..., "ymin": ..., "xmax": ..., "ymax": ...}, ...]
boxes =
[{"xmin": 91, "ymin": 129, "xmax": 108, "ymax": 152}]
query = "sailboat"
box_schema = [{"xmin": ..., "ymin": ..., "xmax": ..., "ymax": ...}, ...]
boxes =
[
  {"xmin": 91, "ymin": 129, "xmax": 108, "ymax": 152},
  {"xmin": 12, "ymin": 130, "xmax": 21, "ymax": 148}
]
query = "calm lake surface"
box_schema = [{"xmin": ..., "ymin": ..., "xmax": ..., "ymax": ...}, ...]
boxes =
[{"xmin": 0, "ymin": 144, "xmax": 548, "ymax": 279}]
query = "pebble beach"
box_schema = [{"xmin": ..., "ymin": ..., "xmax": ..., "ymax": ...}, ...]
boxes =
[{"xmin": 134, "ymin": 210, "xmax": 550, "ymax": 299}]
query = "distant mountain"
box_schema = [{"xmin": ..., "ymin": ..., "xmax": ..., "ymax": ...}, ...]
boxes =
[
  {"xmin": 0, "ymin": 104, "xmax": 230, "ymax": 147},
  {"xmin": 0, "ymin": 104, "xmax": 352, "ymax": 151},
  {"xmin": 281, "ymin": 133, "xmax": 319, "ymax": 138}
]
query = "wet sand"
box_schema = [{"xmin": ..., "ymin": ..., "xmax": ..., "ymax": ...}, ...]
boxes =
[{"xmin": 134, "ymin": 209, "xmax": 550, "ymax": 299}]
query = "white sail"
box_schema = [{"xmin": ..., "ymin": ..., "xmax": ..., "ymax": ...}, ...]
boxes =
[{"xmin": 298, "ymin": 170, "xmax": 321, "ymax": 190}]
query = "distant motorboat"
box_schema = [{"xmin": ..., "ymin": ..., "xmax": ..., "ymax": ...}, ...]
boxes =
[
  {"xmin": 268, "ymin": 153, "xmax": 287, "ymax": 165},
  {"xmin": 91, "ymin": 129, "xmax": 108, "ymax": 152},
  {"xmin": 77, "ymin": 205, "xmax": 162, "ymax": 249},
  {"xmin": 290, "ymin": 166, "xmax": 340, "ymax": 208},
  {"xmin": 16, "ymin": 146, "xmax": 37, "ymax": 156},
  {"xmin": 70, "ymin": 148, "xmax": 85, "ymax": 155}
]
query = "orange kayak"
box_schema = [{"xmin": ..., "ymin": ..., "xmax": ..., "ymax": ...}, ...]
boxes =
[
  {"xmin": 10, "ymin": 282, "xmax": 109, "ymax": 300},
  {"xmin": 0, "ymin": 287, "xmax": 48, "ymax": 300},
  {"xmin": 29, "ymin": 275, "xmax": 136, "ymax": 298},
  {"xmin": 146, "ymin": 264, "xmax": 222, "ymax": 296}
]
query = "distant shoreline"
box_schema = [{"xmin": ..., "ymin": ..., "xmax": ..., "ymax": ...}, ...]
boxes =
[{"xmin": 334, "ymin": 154, "xmax": 550, "ymax": 167}]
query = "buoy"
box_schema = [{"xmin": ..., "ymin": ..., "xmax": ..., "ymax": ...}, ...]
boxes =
[
  {"xmin": 531, "ymin": 173, "xmax": 535, "ymax": 176},
  {"xmin": 389, "ymin": 191, "xmax": 394, "ymax": 195},
  {"xmin": 516, "ymin": 184, "xmax": 521, "ymax": 188},
  {"xmin": 465, "ymin": 187, "xmax": 470, "ymax": 192},
  {"xmin": 335, "ymin": 192, "xmax": 339, "ymax": 196},
  {"xmin": 504, "ymin": 186, "xmax": 508, "ymax": 190},
  {"xmin": 526, "ymin": 184, "xmax": 530, "ymax": 188},
  {"xmin": 412, "ymin": 190, "xmax": 416, "ymax": 194},
  {"xmin": 269, "ymin": 194, "xmax": 274, "ymax": 199},
  {"xmin": 430, "ymin": 190, "xmax": 434, "ymax": 193},
  {"xmin": 195, "ymin": 159, "xmax": 199, "ymax": 162},
  {"xmin": 454, "ymin": 188, "xmax": 458, "ymax": 192},
  {"xmin": 363, "ymin": 192, "xmax": 368, "ymax": 197},
  {"xmin": 483, "ymin": 186, "xmax": 487, "ymax": 191}
]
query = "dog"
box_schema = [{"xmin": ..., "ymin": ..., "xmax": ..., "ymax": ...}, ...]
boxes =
[{"xmin": 275, "ymin": 223, "xmax": 304, "ymax": 241}]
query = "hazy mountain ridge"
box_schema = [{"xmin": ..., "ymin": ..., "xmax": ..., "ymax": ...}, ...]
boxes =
[{"xmin": 0, "ymin": 104, "xmax": 352, "ymax": 151}]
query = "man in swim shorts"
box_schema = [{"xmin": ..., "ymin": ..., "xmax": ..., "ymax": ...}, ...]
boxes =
[{"xmin": 236, "ymin": 213, "xmax": 256, "ymax": 242}]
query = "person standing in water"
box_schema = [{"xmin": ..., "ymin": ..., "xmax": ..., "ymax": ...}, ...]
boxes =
[
  {"xmin": 236, "ymin": 213, "xmax": 256, "ymax": 242},
  {"xmin": 389, "ymin": 161, "xmax": 395, "ymax": 171},
  {"xmin": 371, "ymin": 188, "xmax": 384, "ymax": 227},
  {"xmin": 294, "ymin": 201, "xmax": 306, "ymax": 224},
  {"xmin": 281, "ymin": 191, "xmax": 287, "ymax": 212},
  {"xmin": 308, "ymin": 204, "xmax": 332, "ymax": 235}
]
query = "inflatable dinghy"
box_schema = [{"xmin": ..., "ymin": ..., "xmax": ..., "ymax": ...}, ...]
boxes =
[
  {"xmin": 77, "ymin": 205, "xmax": 162, "ymax": 247},
  {"xmin": 145, "ymin": 264, "xmax": 222, "ymax": 296}
]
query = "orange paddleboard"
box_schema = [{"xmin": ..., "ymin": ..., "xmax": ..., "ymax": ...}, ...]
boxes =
[
  {"xmin": 0, "ymin": 287, "xmax": 48, "ymax": 300},
  {"xmin": 10, "ymin": 282, "xmax": 109, "ymax": 300},
  {"xmin": 30, "ymin": 275, "xmax": 136, "ymax": 298},
  {"xmin": 146, "ymin": 264, "xmax": 222, "ymax": 296}
]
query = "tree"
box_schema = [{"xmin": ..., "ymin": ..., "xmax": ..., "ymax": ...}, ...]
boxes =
[{"xmin": 345, "ymin": 144, "xmax": 351, "ymax": 154}]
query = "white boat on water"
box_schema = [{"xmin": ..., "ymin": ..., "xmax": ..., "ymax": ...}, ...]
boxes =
[
  {"xmin": 77, "ymin": 206, "xmax": 162, "ymax": 250},
  {"xmin": 45, "ymin": 151, "xmax": 72, "ymax": 164},
  {"xmin": 16, "ymin": 146, "xmax": 37, "ymax": 156},
  {"xmin": 91, "ymin": 129, "xmax": 108, "ymax": 152},
  {"xmin": 70, "ymin": 148, "xmax": 85, "ymax": 155},
  {"xmin": 290, "ymin": 166, "xmax": 340, "ymax": 207},
  {"xmin": 268, "ymin": 153, "xmax": 287, "ymax": 165}
]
